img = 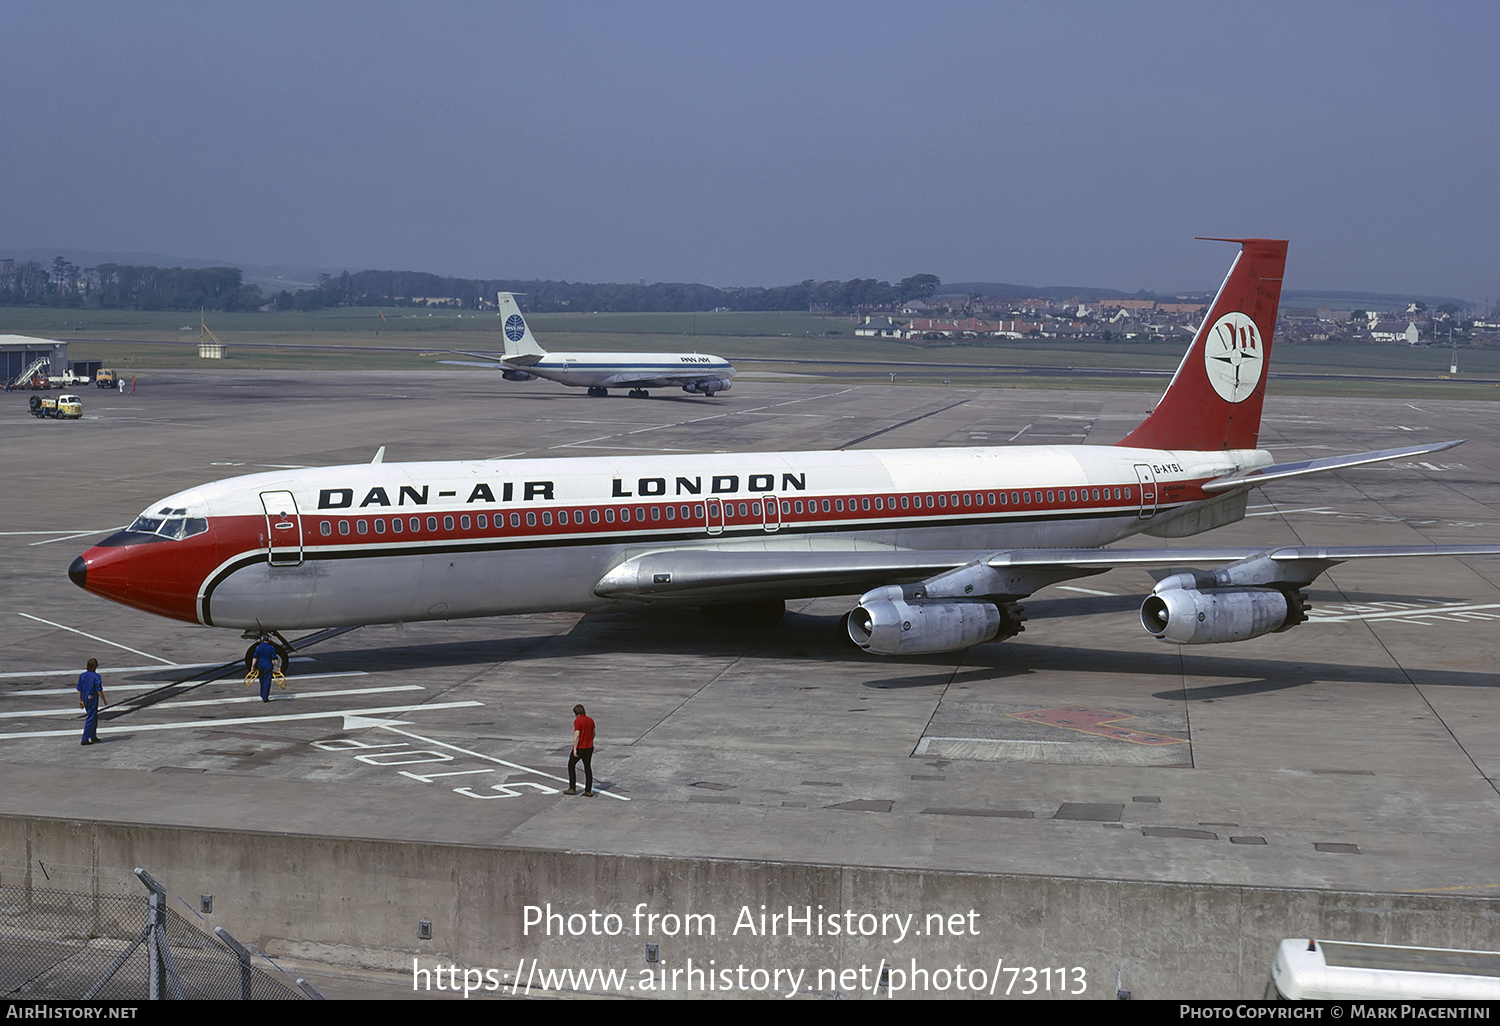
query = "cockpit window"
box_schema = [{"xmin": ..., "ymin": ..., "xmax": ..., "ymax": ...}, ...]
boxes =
[{"xmin": 128, "ymin": 514, "xmax": 208, "ymax": 540}]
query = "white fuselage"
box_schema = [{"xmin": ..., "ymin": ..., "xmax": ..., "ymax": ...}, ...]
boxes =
[
  {"xmin": 508, "ymin": 352, "xmax": 734, "ymax": 390},
  {"xmin": 82, "ymin": 443, "xmax": 1271, "ymax": 630}
]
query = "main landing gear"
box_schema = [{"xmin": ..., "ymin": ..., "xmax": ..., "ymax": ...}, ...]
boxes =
[
  {"xmin": 587, "ymin": 387, "xmax": 608, "ymax": 397},
  {"xmin": 628, "ymin": 388, "xmax": 651, "ymax": 399}
]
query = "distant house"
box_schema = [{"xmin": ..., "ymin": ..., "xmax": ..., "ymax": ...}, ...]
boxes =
[
  {"xmin": 855, "ymin": 316, "xmax": 907, "ymax": 338},
  {"xmin": 1370, "ymin": 320, "xmax": 1420, "ymax": 344}
]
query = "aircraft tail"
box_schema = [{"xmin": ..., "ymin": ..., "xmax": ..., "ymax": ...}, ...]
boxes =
[
  {"xmin": 499, "ymin": 293, "xmax": 546, "ymax": 358},
  {"xmin": 1116, "ymin": 238, "xmax": 1286, "ymax": 452}
]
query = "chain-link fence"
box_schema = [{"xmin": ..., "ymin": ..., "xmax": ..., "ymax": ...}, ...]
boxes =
[{"xmin": 0, "ymin": 867, "xmax": 313, "ymax": 1000}]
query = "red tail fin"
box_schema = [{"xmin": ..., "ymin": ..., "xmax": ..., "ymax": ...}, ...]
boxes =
[{"xmin": 1117, "ymin": 238, "xmax": 1286, "ymax": 451}]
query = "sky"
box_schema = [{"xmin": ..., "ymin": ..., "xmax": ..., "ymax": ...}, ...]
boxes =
[{"xmin": 4, "ymin": 2, "xmax": 1498, "ymax": 300}]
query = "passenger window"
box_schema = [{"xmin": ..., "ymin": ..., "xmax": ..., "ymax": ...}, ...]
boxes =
[
  {"xmin": 738, "ymin": 502, "xmax": 747, "ymax": 516},
  {"xmin": 900, "ymin": 496, "xmax": 909, "ymax": 509},
  {"xmin": 835, "ymin": 499, "xmax": 844, "ymax": 512},
  {"xmin": 963, "ymin": 494, "xmax": 972, "ymax": 507},
  {"xmin": 356, "ymin": 520, "xmax": 368, "ymax": 534},
  {"xmin": 526, "ymin": 512, "xmax": 536, "ymax": 527},
  {"xmin": 478, "ymin": 515, "xmax": 487, "ymax": 528},
  {"xmin": 1069, "ymin": 490, "xmax": 1077, "ymax": 502},
  {"xmin": 444, "ymin": 516, "xmax": 454, "ymax": 530},
  {"xmin": 874, "ymin": 497, "xmax": 883, "ymax": 509},
  {"xmin": 750, "ymin": 502, "xmax": 760, "ymax": 516},
  {"xmin": 862, "ymin": 498, "xmax": 870, "ymax": 510},
  {"xmin": 427, "ymin": 517, "xmax": 438, "ymax": 531},
  {"xmin": 339, "ymin": 521, "xmax": 350, "ymax": 535},
  {"xmin": 694, "ymin": 505, "xmax": 704, "ymax": 518},
  {"xmin": 1022, "ymin": 492, "xmax": 1031, "ymax": 503},
  {"xmin": 461, "ymin": 515, "xmax": 471, "ymax": 529},
  {"xmin": 950, "ymin": 494, "xmax": 958, "ymax": 506},
  {"xmin": 605, "ymin": 509, "xmax": 615, "ymax": 523},
  {"xmin": 374, "ymin": 519, "xmax": 385, "ymax": 534},
  {"xmin": 999, "ymin": 493, "xmax": 1007, "ymax": 505},
  {"xmin": 590, "ymin": 509, "xmax": 600, "ymax": 524},
  {"xmin": 651, "ymin": 506, "xmax": 660, "ymax": 521},
  {"xmin": 320, "ymin": 522, "xmax": 331, "ymax": 536},
  {"xmin": 392, "ymin": 518, "xmax": 403, "ymax": 533},
  {"xmin": 510, "ymin": 513, "xmax": 520, "ymax": 527},
  {"xmin": 557, "ymin": 511, "xmax": 567, "ymax": 525},
  {"xmin": 635, "ymin": 506, "xmax": 646, "ymax": 521},
  {"xmin": 542, "ymin": 511, "xmax": 552, "ymax": 526},
  {"xmin": 926, "ymin": 495, "xmax": 935, "ymax": 508},
  {"xmin": 664, "ymin": 506, "xmax": 674, "ymax": 520},
  {"xmin": 795, "ymin": 501, "xmax": 804, "ymax": 514},
  {"xmin": 410, "ymin": 517, "xmax": 420, "ymax": 532}
]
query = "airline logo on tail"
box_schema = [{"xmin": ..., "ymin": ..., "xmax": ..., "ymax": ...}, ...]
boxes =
[
  {"xmin": 1203, "ymin": 311, "xmax": 1263, "ymax": 404},
  {"xmin": 504, "ymin": 314, "xmax": 527, "ymax": 343}
]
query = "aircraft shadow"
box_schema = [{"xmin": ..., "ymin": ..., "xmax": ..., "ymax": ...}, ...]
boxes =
[{"xmin": 110, "ymin": 607, "xmax": 1498, "ymax": 702}]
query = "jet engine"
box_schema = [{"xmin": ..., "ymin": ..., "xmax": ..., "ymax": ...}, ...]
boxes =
[
  {"xmin": 1140, "ymin": 573, "xmax": 1310, "ymax": 645},
  {"xmin": 847, "ymin": 586, "xmax": 1026, "ymax": 655},
  {"xmin": 682, "ymin": 379, "xmax": 732, "ymax": 394},
  {"xmin": 501, "ymin": 369, "xmax": 537, "ymax": 381}
]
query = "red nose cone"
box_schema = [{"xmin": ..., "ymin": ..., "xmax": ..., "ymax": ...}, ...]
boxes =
[{"xmin": 72, "ymin": 532, "xmax": 207, "ymax": 625}]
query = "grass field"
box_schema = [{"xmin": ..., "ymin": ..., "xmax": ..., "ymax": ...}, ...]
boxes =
[{"xmin": 4, "ymin": 306, "xmax": 1498, "ymax": 399}]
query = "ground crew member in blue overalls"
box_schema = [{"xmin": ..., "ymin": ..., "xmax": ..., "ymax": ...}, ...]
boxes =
[
  {"xmin": 253, "ymin": 636, "xmax": 278, "ymax": 702},
  {"xmin": 77, "ymin": 658, "xmax": 107, "ymax": 745}
]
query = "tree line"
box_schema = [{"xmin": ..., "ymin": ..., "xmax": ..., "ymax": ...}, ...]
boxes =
[
  {"xmin": 0, "ymin": 258, "xmax": 265, "ymax": 311},
  {"xmin": 0, "ymin": 257, "xmax": 944, "ymax": 315}
]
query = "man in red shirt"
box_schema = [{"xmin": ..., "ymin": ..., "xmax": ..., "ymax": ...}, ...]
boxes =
[{"xmin": 566, "ymin": 703, "xmax": 595, "ymax": 797}]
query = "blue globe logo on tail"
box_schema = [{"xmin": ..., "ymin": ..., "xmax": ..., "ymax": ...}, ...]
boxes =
[{"xmin": 505, "ymin": 315, "xmax": 527, "ymax": 343}]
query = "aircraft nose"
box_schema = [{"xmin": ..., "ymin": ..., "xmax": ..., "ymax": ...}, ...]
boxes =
[{"xmin": 68, "ymin": 556, "xmax": 87, "ymax": 589}]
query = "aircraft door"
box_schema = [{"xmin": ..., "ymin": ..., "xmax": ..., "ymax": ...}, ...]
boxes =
[
  {"xmin": 704, "ymin": 499, "xmax": 725, "ymax": 535},
  {"xmin": 761, "ymin": 494, "xmax": 781, "ymax": 533},
  {"xmin": 1133, "ymin": 464, "xmax": 1158, "ymax": 520},
  {"xmin": 260, "ymin": 490, "xmax": 304, "ymax": 566}
]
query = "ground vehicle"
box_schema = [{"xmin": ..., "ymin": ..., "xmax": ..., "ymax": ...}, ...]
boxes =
[
  {"xmin": 30, "ymin": 394, "xmax": 83, "ymax": 419},
  {"xmin": 96, "ymin": 368, "xmax": 118, "ymax": 389}
]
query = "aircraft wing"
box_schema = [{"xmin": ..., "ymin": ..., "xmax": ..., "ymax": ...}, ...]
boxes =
[
  {"xmin": 1201, "ymin": 440, "xmax": 1464, "ymax": 493},
  {"xmin": 594, "ymin": 543, "xmax": 1500, "ymax": 604}
]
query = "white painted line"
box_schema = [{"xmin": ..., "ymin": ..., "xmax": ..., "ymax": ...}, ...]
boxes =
[
  {"xmin": 0, "ymin": 657, "xmax": 316, "ymax": 682},
  {"xmin": 1008, "ymin": 424, "xmax": 1032, "ymax": 441},
  {"xmin": 0, "ymin": 529, "xmax": 123, "ymax": 536},
  {"xmin": 0, "ymin": 684, "xmax": 410, "ymax": 720},
  {"xmin": 6, "ymin": 682, "xmax": 174, "ymax": 696},
  {"xmin": 16, "ymin": 614, "xmax": 178, "ymax": 666},
  {"xmin": 1244, "ymin": 506, "xmax": 1335, "ymax": 517},
  {"xmin": 29, "ymin": 529, "xmax": 125, "ymax": 547},
  {"xmin": 1307, "ymin": 603, "xmax": 1500, "ymax": 623},
  {"xmin": 0, "ymin": 701, "xmax": 483, "ymax": 740},
  {"xmin": 377, "ymin": 724, "xmax": 630, "ymax": 801},
  {"xmin": 1056, "ymin": 586, "xmax": 1114, "ymax": 596},
  {"xmin": 172, "ymin": 669, "xmax": 366, "ymax": 687}
]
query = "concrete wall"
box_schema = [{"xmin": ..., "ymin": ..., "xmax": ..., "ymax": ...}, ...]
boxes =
[{"xmin": 4, "ymin": 813, "xmax": 1498, "ymax": 1000}]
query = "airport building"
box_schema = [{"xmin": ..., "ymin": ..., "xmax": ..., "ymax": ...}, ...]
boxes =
[{"xmin": 0, "ymin": 334, "xmax": 67, "ymax": 383}]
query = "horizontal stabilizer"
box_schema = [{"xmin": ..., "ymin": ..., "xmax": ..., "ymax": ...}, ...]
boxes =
[{"xmin": 1201, "ymin": 439, "xmax": 1465, "ymax": 493}]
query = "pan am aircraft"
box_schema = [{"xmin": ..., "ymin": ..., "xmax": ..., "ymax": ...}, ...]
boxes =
[
  {"xmin": 464, "ymin": 293, "xmax": 736, "ymax": 398},
  {"xmin": 69, "ymin": 239, "xmax": 1500, "ymax": 656}
]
